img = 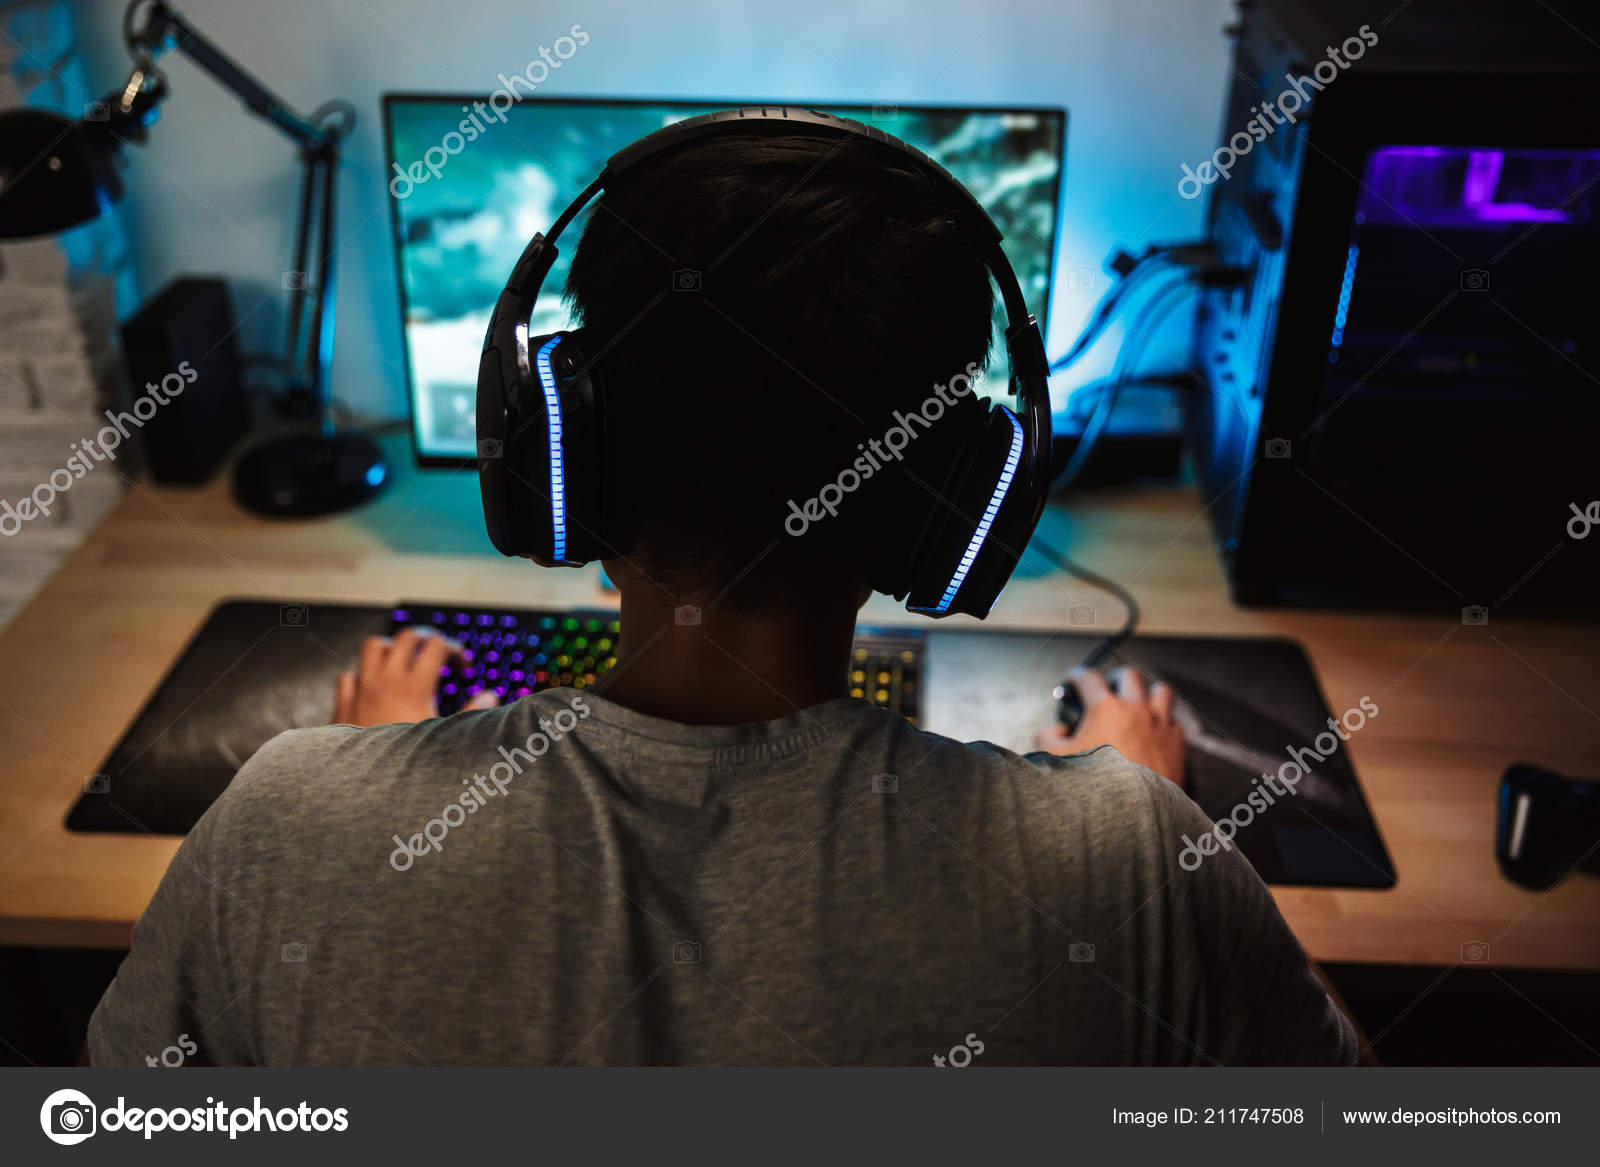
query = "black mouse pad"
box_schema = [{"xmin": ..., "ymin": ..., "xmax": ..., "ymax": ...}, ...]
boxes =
[
  {"xmin": 69, "ymin": 601, "xmax": 1396, "ymax": 890},
  {"xmin": 921, "ymin": 630, "xmax": 1396, "ymax": 888},
  {"xmin": 67, "ymin": 601, "xmax": 393, "ymax": 836}
]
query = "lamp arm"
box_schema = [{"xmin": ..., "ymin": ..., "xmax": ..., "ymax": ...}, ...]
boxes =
[
  {"xmin": 111, "ymin": 1, "xmax": 351, "ymax": 431},
  {"xmin": 124, "ymin": 0, "xmax": 336, "ymax": 149}
]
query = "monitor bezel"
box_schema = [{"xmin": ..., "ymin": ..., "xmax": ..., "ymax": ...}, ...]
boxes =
[{"xmin": 380, "ymin": 93, "xmax": 1069, "ymax": 469}]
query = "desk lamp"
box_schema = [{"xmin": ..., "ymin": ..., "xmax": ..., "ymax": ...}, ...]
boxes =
[{"xmin": 0, "ymin": 0, "xmax": 386, "ymax": 515}]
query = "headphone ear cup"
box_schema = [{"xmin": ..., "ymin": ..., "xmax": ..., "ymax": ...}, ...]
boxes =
[
  {"xmin": 478, "ymin": 328, "xmax": 617, "ymax": 566},
  {"xmin": 558, "ymin": 327, "xmax": 625, "ymax": 560},
  {"xmin": 903, "ymin": 403, "xmax": 1039, "ymax": 617}
]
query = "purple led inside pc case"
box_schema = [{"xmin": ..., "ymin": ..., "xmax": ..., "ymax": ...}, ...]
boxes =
[
  {"xmin": 1357, "ymin": 146, "xmax": 1600, "ymax": 227},
  {"xmin": 1325, "ymin": 144, "xmax": 1600, "ymax": 382}
]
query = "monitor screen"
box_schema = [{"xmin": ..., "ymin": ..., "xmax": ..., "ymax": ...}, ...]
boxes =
[{"xmin": 383, "ymin": 97, "xmax": 1067, "ymax": 463}]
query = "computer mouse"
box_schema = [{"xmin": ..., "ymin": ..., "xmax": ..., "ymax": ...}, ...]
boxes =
[{"xmin": 1054, "ymin": 675, "xmax": 1088, "ymax": 734}]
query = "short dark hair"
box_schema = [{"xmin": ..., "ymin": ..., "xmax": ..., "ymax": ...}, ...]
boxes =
[{"xmin": 565, "ymin": 133, "xmax": 996, "ymax": 605}]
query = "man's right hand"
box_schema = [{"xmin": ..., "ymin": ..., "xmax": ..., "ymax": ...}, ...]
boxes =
[{"xmin": 1034, "ymin": 666, "xmax": 1187, "ymax": 786}]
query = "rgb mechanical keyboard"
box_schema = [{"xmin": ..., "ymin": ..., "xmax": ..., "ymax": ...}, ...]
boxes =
[{"xmin": 390, "ymin": 603, "xmax": 923, "ymax": 722}]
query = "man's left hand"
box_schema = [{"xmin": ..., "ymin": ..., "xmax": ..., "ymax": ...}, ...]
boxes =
[{"xmin": 332, "ymin": 628, "xmax": 499, "ymax": 726}]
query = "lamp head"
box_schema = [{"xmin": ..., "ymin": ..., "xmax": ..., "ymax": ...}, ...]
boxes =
[
  {"xmin": 0, "ymin": 109, "xmax": 125, "ymax": 239},
  {"xmin": 0, "ymin": 67, "xmax": 165, "ymax": 240}
]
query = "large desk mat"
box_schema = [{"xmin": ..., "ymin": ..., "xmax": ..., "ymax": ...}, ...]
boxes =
[{"xmin": 67, "ymin": 600, "xmax": 1394, "ymax": 888}]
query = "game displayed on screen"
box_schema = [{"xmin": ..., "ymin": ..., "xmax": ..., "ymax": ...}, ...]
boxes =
[{"xmin": 384, "ymin": 98, "xmax": 1065, "ymax": 460}]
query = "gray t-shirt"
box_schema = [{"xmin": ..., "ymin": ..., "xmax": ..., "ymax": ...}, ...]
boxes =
[{"xmin": 89, "ymin": 688, "xmax": 1357, "ymax": 1066}]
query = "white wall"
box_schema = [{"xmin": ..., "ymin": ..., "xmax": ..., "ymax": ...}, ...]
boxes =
[{"xmin": 71, "ymin": 0, "xmax": 1235, "ymax": 419}]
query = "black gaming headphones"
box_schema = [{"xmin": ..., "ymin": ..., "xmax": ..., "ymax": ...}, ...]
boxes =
[{"xmin": 477, "ymin": 106, "xmax": 1052, "ymax": 618}]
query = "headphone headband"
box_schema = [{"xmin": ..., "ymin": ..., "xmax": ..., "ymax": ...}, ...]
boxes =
[{"xmin": 607, "ymin": 108, "xmax": 1000, "ymax": 238}]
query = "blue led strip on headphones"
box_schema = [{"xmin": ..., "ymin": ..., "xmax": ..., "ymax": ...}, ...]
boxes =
[
  {"xmin": 535, "ymin": 335, "xmax": 568, "ymax": 561},
  {"xmin": 926, "ymin": 409, "xmax": 1025, "ymax": 614}
]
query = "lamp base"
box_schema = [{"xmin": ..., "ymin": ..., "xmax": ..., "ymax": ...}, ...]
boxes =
[{"xmin": 232, "ymin": 431, "xmax": 387, "ymax": 517}]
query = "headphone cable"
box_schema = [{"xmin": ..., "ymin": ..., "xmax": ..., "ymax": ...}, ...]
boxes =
[
  {"xmin": 1033, "ymin": 272, "xmax": 1206, "ymax": 668},
  {"xmin": 1027, "ymin": 533, "xmax": 1140, "ymax": 670}
]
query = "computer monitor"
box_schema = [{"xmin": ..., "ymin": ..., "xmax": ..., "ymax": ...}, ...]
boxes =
[{"xmin": 382, "ymin": 96, "xmax": 1067, "ymax": 464}]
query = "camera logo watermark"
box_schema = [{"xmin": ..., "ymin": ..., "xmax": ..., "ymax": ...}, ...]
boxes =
[
  {"xmin": 1, "ymin": 361, "xmax": 197, "ymax": 536},
  {"xmin": 1178, "ymin": 697, "xmax": 1379, "ymax": 870},
  {"xmin": 674, "ymin": 940, "xmax": 702, "ymax": 963},
  {"xmin": 388, "ymin": 694, "xmax": 591, "ymax": 870},
  {"xmin": 41, "ymin": 1089, "xmax": 97, "ymax": 1145},
  {"xmin": 784, "ymin": 362, "xmax": 984, "ymax": 536},
  {"xmin": 389, "ymin": 26, "xmax": 590, "ymax": 198},
  {"xmin": 1178, "ymin": 24, "xmax": 1378, "ymax": 199}
]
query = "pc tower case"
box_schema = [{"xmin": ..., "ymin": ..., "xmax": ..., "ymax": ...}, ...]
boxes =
[{"xmin": 1189, "ymin": 0, "xmax": 1600, "ymax": 614}]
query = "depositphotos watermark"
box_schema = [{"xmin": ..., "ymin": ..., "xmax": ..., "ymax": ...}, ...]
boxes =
[
  {"xmin": 784, "ymin": 362, "xmax": 984, "ymax": 536},
  {"xmin": 1, "ymin": 361, "xmax": 196, "ymax": 536},
  {"xmin": 388, "ymin": 695, "xmax": 590, "ymax": 870},
  {"xmin": 145, "ymin": 1033, "xmax": 197, "ymax": 1068},
  {"xmin": 39, "ymin": 1088, "xmax": 348, "ymax": 1144},
  {"xmin": 1568, "ymin": 500, "xmax": 1599, "ymax": 539},
  {"xmin": 1178, "ymin": 23, "xmax": 1378, "ymax": 199},
  {"xmin": 389, "ymin": 25, "xmax": 590, "ymax": 198},
  {"xmin": 932, "ymin": 1032, "xmax": 986, "ymax": 1067},
  {"xmin": 1178, "ymin": 696, "xmax": 1379, "ymax": 871}
]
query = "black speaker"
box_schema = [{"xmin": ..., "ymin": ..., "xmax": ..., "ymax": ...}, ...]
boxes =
[{"xmin": 120, "ymin": 277, "xmax": 247, "ymax": 484}]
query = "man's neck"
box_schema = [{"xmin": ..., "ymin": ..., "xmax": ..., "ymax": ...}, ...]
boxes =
[{"xmin": 592, "ymin": 577, "xmax": 858, "ymax": 725}]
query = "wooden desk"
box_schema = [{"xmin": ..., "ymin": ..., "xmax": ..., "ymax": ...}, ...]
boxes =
[{"xmin": 2, "ymin": 449, "xmax": 1598, "ymax": 968}]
